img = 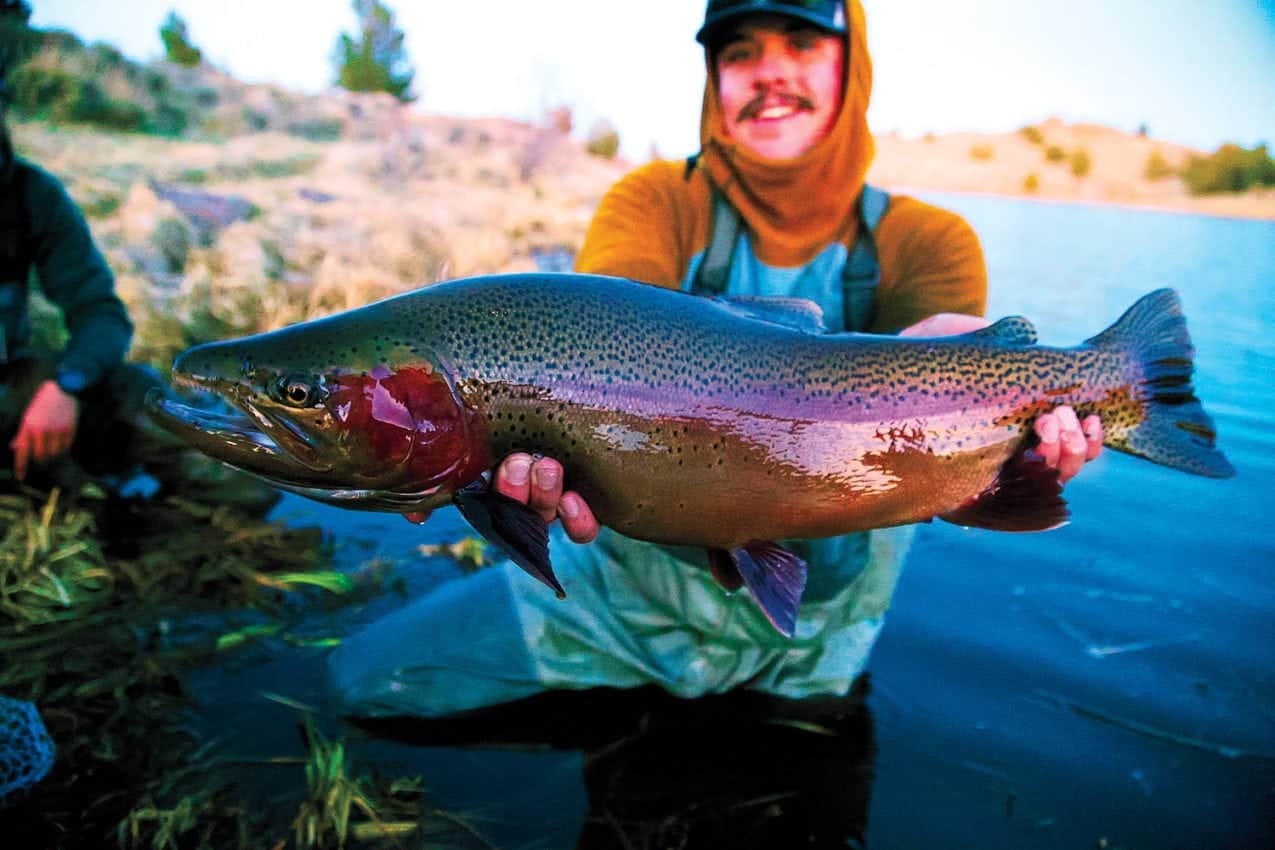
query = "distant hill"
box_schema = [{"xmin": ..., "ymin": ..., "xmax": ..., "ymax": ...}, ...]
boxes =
[{"xmin": 870, "ymin": 118, "xmax": 1273, "ymax": 221}]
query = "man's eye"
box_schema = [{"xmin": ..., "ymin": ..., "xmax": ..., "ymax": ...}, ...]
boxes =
[{"xmin": 720, "ymin": 44, "xmax": 754, "ymax": 64}]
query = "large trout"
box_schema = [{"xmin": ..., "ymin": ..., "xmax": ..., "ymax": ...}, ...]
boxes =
[{"xmin": 147, "ymin": 274, "xmax": 1233, "ymax": 634}]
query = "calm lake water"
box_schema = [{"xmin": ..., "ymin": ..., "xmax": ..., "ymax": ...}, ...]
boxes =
[{"xmin": 197, "ymin": 192, "xmax": 1274, "ymax": 849}]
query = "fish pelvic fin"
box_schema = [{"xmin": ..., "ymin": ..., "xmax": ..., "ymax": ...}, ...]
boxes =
[
  {"xmin": 1086, "ymin": 288, "xmax": 1235, "ymax": 478},
  {"xmin": 940, "ymin": 452, "xmax": 1070, "ymax": 532},
  {"xmin": 722, "ymin": 542, "xmax": 808, "ymax": 638},
  {"xmin": 454, "ymin": 482, "xmax": 564, "ymax": 598}
]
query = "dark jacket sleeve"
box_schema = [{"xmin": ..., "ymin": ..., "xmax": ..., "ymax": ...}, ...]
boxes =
[{"xmin": 23, "ymin": 163, "xmax": 132, "ymax": 388}]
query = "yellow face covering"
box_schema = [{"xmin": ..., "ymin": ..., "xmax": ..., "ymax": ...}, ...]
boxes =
[{"xmin": 696, "ymin": 0, "xmax": 874, "ymax": 268}]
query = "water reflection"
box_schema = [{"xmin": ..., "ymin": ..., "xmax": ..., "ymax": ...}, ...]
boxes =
[{"xmin": 350, "ymin": 675, "xmax": 876, "ymax": 849}]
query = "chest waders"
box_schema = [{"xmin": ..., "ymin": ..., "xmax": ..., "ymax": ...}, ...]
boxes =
[{"xmin": 691, "ymin": 183, "xmax": 890, "ymax": 333}]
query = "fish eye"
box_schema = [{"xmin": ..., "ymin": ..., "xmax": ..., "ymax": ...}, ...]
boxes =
[{"xmin": 276, "ymin": 375, "xmax": 319, "ymax": 407}]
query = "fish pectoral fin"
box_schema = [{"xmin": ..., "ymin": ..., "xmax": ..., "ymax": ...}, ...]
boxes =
[
  {"xmin": 939, "ymin": 453, "xmax": 1070, "ymax": 532},
  {"xmin": 454, "ymin": 483, "xmax": 564, "ymax": 599},
  {"xmin": 730, "ymin": 542, "xmax": 808, "ymax": 638}
]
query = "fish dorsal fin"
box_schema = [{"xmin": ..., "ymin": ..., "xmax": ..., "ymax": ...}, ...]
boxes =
[
  {"xmin": 939, "ymin": 453, "xmax": 1068, "ymax": 532},
  {"xmin": 965, "ymin": 316, "xmax": 1038, "ymax": 346},
  {"xmin": 716, "ymin": 295, "xmax": 826, "ymax": 334}
]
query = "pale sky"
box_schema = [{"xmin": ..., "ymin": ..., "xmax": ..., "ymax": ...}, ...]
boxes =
[{"xmin": 27, "ymin": 0, "xmax": 1275, "ymax": 159}]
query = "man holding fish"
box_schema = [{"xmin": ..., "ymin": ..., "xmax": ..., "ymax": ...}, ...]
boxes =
[{"xmin": 324, "ymin": 0, "xmax": 1104, "ymax": 715}]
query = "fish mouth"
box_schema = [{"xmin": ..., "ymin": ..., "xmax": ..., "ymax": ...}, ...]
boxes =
[{"xmin": 145, "ymin": 380, "xmax": 333, "ymax": 480}]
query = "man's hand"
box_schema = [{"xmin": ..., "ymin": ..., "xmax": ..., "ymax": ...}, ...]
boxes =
[
  {"xmin": 900, "ymin": 313, "xmax": 1102, "ymax": 485},
  {"xmin": 10, "ymin": 380, "xmax": 80, "ymax": 481},
  {"xmin": 402, "ymin": 453, "xmax": 601, "ymax": 543},
  {"xmin": 1033, "ymin": 406, "xmax": 1102, "ymax": 484}
]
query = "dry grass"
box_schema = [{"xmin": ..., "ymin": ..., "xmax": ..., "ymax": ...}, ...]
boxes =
[{"xmin": 12, "ymin": 114, "xmax": 629, "ymax": 372}]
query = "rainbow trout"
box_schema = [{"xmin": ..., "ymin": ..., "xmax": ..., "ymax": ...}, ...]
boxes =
[{"xmin": 147, "ymin": 274, "xmax": 1233, "ymax": 634}]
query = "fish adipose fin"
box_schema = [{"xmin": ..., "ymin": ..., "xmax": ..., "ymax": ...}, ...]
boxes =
[
  {"xmin": 1087, "ymin": 288, "xmax": 1235, "ymax": 478},
  {"xmin": 724, "ymin": 541, "xmax": 809, "ymax": 637},
  {"xmin": 966, "ymin": 316, "xmax": 1039, "ymax": 345},
  {"xmin": 454, "ymin": 483, "xmax": 564, "ymax": 598},
  {"xmin": 940, "ymin": 453, "xmax": 1070, "ymax": 532}
]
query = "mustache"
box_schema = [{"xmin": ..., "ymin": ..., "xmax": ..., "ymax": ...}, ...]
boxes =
[{"xmin": 737, "ymin": 89, "xmax": 816, "ymax": 122}]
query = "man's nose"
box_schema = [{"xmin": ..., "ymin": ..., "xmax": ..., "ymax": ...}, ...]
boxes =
[{"xmin": 752, "ymin": 41, "xmax": 796, "ymax": 85}]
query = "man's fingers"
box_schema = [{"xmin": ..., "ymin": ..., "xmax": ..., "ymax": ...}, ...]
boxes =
[
  {"xmin": 1058, "ymin": 428, "xmax": 1088, "ymax": 483},
  {"xmin": 1082, "ymin": 415, "xmax": 1103, "ymax": 461},
  {"xmin": 30, "ymin": 427, "xmax": 49, "ymax": 464},
  {"xmin": 559, "ymin": 491, "xmax": 600, "ymax": 544},
  {"xmin": 10, "ymin": 431, "xmax": 29, "ymax": 481},
  {"xmin": 1033, "ymin": 415, "xmax": 1061, "ymax": 468},
  {"xmin": 494, "ymin": 453, "xmax": 533, "ymax": 504},
  {"xmin": 528, "ymin": 457, "xmax": 564, "ymax": 523},
  {"xmin": 48, "ymin": 431, "xmax": 72, "ymax": 460}
]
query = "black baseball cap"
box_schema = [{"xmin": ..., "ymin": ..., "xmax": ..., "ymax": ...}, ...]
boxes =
[{"xmin": 696, "ymin": 0, "xmax": 847, "ymax": 46}]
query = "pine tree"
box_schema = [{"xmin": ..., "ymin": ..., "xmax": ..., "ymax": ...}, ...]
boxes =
[
  {"xmin": 159, "ymin": 10, "xmax": 202, "ymax": 68},
  {"xmin": 333, "ymin": 0, "xmax": 415, "ymax": 102},
  {"xmin": 0, "ymin": 1, "xmax": 34, "ymax": 80}
]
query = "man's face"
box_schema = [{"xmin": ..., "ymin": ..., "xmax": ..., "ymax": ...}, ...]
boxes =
[{"xmin": 713, "ymin": 14, "xmax": 844, "ymax": 160}]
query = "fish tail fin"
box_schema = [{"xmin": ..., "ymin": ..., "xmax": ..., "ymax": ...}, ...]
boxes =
[{"xmin": 1085, "ymin": 288, "xmax": 1234, "ymax": 478}]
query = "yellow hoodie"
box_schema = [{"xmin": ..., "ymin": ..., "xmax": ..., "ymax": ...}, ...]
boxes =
[{"xmin": 575, "ymin": 0, "xmax": 987, "ymax": 333}]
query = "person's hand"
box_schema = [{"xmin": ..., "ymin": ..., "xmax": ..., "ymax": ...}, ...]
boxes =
[
  {"xmin": 403, "ymin": 452, "xmax": 600, "ymax": 543},
  {"xmin": 9, "ymin": 380, "xmax": 80, "ymax": 481},
  {"xmin": 1032, "ymin": 406, "xmax": 1102, "ymax": 484},
  {"xmin": 900, "ymin": 313, "xmax": 1102, "ymax": 485},
  {"xmin": 898, "ymin": 312, "xmax": 993, "ymax": 338}
]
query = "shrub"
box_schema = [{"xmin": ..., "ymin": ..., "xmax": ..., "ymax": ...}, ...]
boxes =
[
  {"xmin": 969, "ymin": 144, "xmax": 995, "ymax": 162},
  {"xmin": 251, "ymin": 153, "xmax": 321, "ymax": 179},
  {"xmin": 586, "ymin": 120, "xmax": 620, "ymax": 160},
  {"xmin": 159, "ymin": 11, "xmax": 202, "ymax": 67},
  {"xmin": 8, "ymin": 65, "xmax": 147, "ymax": 131},
  {"xmin": 1143, "ymin": 149, "xmax": 1175, "ymax": 181},
  {"xmin": 287, "ymin": 117, "xmax": 344, "ymax": 141},
  {"xmin": 81, "ymin": 192, "xmax": 122, "ymax": 218},
  {"xmin": 1181, "ymin": 143, "xmax": 1275, "ymax": 195},
  {"xmin": 8, "ymin": 28, "xmax": 199, "ymax": 135},
  {"xmin": 1023, "ymin": 173, "xmax": 1040, "ymax": 193},
  {"xmin": 154, "ymin": 217, "xmax": 191, "ymax": 274},
  {"xmin": 1044, "ymin": 145, "xmax": 1066, "ymax": 163},
  {"xmin": 1019, "ymin": 125, "xmax": 1044, "ymax": 145},
  {"xmin": 1070, "ymin": 148, "xmax": 1092, "ymax": 178}
]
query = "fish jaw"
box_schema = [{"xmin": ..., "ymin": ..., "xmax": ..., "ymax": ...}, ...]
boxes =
[{"xmin": 145, "ymin": 385, "xmax": 336, "ymax": 484}]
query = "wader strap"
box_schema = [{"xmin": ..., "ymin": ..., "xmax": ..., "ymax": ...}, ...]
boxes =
[
  {"xmin": 692, "ymin": 189, "xmax": 741, "ymax": 296},
  {"xmin": 691, "ymin": 183, "xmax": 891, "ymax": 332},
  {"xmin": 842, "ymin": 184, "xmax": 889, "ymax": 332}
]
